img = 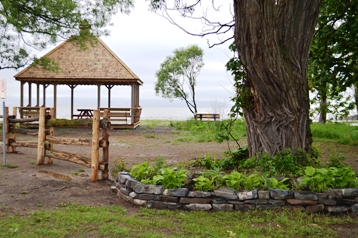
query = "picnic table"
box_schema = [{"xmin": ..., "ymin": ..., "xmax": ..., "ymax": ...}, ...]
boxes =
[{"xmin": 76, "ymin": 109, "xmax": 94, "ymax": 119}]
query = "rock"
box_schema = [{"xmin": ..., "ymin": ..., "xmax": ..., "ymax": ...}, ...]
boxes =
[
  {"xmin": 188, "ymin": 191, "xmax": 212, "ymax": 197},
  {"xmin": 133, "ymin": 199, "xmax": 147, "ymax": 206},
  {"xmin": 294, "ymin": 191, "xmax": 318, "ymax": 200},
  {"xmin": 318, "ymin": 198, "xmax": 336, "ymax": 205},
  {"xmin": 165, "ymin": 202, "xmax": 182, "ymax": 210},
  {"xmin": 119, "ymin": 187, "xmax": 130, "ymax": 196},
  {"xmin": 325, "ymin": 206, "xmax": 349, "ymax": 213},
  {"xmin": 133, "ymin": 184, "xmax": 164, "ymax": 194},
  {"xmin": 163, "ymin": 188, "xmax": 189, "ymax": 197},
  {"xmin": 351, "ymin": 204, "xmax": 358, "ymax": 214},
  {"xmin": 212, "ymin": 187, "xmax": 237, "ymax": 200},
  {"xmin": 212, "ymin": 197, "xmax": 227, "ymax": 204},
  {"xmin": 286, "ymin": 199, "xmax": 317, "ymax": 205},
  {"xmin": 125, "ymin": 177, "xmax": 140, "ymax": 189},
  {"xmin": 325, "ymin": 189, "xmax": 343, "ymax": 199},
  {"xmin": 342, "ymin": 188, "xmax": 358, "ymax": 198},
  {"xmin": 234, "ymin": 204, "xmax": 255, "ymax": 212},
  {"xmin": 111, "ymin": 186, "xmax": 118, "ymax": 194},
  {"xmin": 185, "ymin": 204, "xmax": 212, "ymax": 211},
  {"xmin": 212, "ymin": 204, "xmax": 234, "ymax": 211},
  {"xmin": 179, "ymin": 197, "xmax": 212, "ymax": 204},
  {"xmin": 268, "ymin": 199, "xmax": 285, "ymax": 206},
  {"xmin": 336, "ymin": 199, "xmax": 356, "ymax": 206},
  {"xmin": 269, "ymin": 189, "xmax": 294, "ymax": 199},
  {"xmin": 258, "ymin": 190, "xmax": 270, "ymax": 199},
  {"xmin": 137, "ymin": 194, "xmax": 159, "ymax": 200},
  {"xmin": 117, "ymin": 192, "xmax": 133, "ymax": 203},
  {"xmin": 237, "ymin": 190, "xmax": 258, "ymax": 200},
  {"xmin": 147, "ymin": 201, "xmax": 167, "ymax": 209},
  {"xmin": 129, "ymin": 192, "xmax": 138, "ymax": 198},
  {"xmin": 245, "ymin": 199, "xmax": 268, "ymax": 205},
  {"xmin": 305, "ymin": 204, "xmax": 324, "ymax": 213},
  {"xmin": 158, "ymin": 195, "xmax": 179, "ymax": 202}
]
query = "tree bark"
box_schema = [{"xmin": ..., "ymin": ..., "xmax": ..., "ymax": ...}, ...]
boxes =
[
  {"xmin": 318, "ymin": 86, "xmax": 327, "ymax": 124},
  {"xmin": 234, "ymin": 0, "xmax": 322, "ymax": 157}
]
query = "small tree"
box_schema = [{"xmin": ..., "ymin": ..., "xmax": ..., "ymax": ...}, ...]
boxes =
[{"xmin": 155, "ymin": 45, "xmax": 204, "ymax": 115}]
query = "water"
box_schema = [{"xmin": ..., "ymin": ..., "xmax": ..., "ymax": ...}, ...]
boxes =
[{"xmin": 54, "ymin": 106, "xmax": 231, "ymax": 121}]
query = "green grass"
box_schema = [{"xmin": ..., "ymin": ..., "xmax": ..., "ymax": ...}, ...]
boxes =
[
  {"xmin": 160, "ymin": 120, "xmax": 358, "ymax": 146},
  {"xmin": 311, "ymin": 122, "xmax": 358, "ymax": 145},
  {"xmin": 0, "ymin": 203, "xmax": 356, "ymax": 237}
]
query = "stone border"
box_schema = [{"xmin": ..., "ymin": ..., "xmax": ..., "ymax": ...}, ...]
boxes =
[{"xmin": 113, "ymin": 172, "xmax": 358, "ymax": 213}]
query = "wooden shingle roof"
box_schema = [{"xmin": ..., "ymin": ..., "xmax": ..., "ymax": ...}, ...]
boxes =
[{"xmin": 15, "ymin": 37, "xmax": 143, "ymax": 85}]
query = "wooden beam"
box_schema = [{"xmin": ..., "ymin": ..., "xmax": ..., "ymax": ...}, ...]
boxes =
[
  {"xmin": 46, "ymin": 150, "xmax": 91, "ymax": 168},
  {"xmin": 37, "ymin": 107, "xmax": 46, "ymax": 165},
  {"xmin": 45, "ymin": 135, "xmax": 91, "ymax": 146},
  {"xmin": 91, "ymin": 110, "xmax": 100, "ymax": 181}
]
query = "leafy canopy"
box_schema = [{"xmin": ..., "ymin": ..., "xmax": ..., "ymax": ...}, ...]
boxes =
[
  {"xmin": 0, "ymin": 0, "xmax": 133, "ymax": 70},
  {"xmin": 155, "ymin": 44, "xmax": 204, "ymax": 115}
]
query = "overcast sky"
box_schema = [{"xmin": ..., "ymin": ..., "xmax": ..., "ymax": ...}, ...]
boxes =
[{"xmin": 0, "ymin": 2, "xmax": 235, "ymax": 114}]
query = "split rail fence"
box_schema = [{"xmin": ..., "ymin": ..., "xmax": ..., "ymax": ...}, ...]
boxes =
[{"xmin": 1, "ymin": 107, "xmax": 111, "ymax": 181}]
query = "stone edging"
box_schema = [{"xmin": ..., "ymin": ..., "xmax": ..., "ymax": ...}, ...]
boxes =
[{"xmin": 113, "ymin": 172, "xmax": 358, "ymax": 213}]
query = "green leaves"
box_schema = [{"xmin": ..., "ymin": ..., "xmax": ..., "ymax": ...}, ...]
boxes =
[
  {"xmin": 0, "ymin": 0, "xmax": 133, "ymax": 70},
  {"xmin": 155, "ymin": 45, "xmax": 204, "ymax": 115}
]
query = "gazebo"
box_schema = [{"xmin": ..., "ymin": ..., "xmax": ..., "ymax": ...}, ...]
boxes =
[{"xmin": 14, "ymin": 37, "xmax": 143, "ymax": 129}]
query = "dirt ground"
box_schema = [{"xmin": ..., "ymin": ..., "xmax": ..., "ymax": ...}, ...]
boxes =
[
  {"xmin": 0, "ymin": 125, "xmax": 358, "ymax": 218},
  {"xmin": 0, "ymin": 126, "xmax": 235, "ymax": 215}
]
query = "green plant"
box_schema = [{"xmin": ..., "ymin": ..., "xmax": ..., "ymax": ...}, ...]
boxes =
[
  {"xmin": 111, "ymin": 157, "xmax": 128, "ymax": 178},
  {"xmin": 326, "ymin": 150, "xmax": 348, "ymax": 168},
  {"xmin": 130, "ymin": 162, "xmax": 153, "ymax": 182},
  {"xmin": 223, "ymin": 171, "xmax": 246, "ymax": 191},
  {"xmin": 300, "ymin": 166, "xmax": 358, "ymax": 192},
  {"xmin": 150, "ymin": 167, "xmax": 188, "ymax": 189},
  {"xmin": 244, "ymin": 173, "xmax": 263, "ymax": 190},
  {"xmin": 193, "ymin": 176, "xmax": 216, "ymax": 192},
  {"xmin": 261, "ymin": 176, "xmax": 290, "ymax": 190}
]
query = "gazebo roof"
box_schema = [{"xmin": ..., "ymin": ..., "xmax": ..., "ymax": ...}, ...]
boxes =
[{"xmin": 15, "ymin": 37, "xmax": 143, "ymax": 85}]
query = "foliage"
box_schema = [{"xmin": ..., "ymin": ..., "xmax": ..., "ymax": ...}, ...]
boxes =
[
  {"xmin": 261, "ymin": 176, "xmax": 290, "ymax": 190},
  {"xmin": 0, "ymin": 0, "xmax": 133, "ymax": 70},
  {"xmin": 143, "ymin": 167, "xmax": 188, "ymax": 189},
  {"xmin": 242, "ymin": 149, "xmax": 318, "ymax": 177},
  {"xmin": 308, "ymin": 0, "xmax": 358, "ymax": 123},
  {"xmin": 222, "ymin": 171, "xmax": 246, "ymax": 191},
  {"xmin": 155, "ymin": 45, "xmax": 204, "ymax": 115},
  {"xmin": 300, "ymin": 166, "xmax": 358, "ymax": 192},
  {"xmin": 111, "ymin": 157, "xmax": 128, "ymax": 178}
]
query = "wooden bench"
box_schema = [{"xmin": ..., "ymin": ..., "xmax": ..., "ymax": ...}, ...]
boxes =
[
  {"xmin": 195, "ymin": 113, "xmax": 220, "ymax": 121},
  {"xmin": 99, "ymin": 108, "xmax": 131, "ymax": 124}
]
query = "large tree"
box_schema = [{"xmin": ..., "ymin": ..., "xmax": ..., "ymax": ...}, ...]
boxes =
[
  {"xmin": 0, "ymin": 0, "xmax": 133, "ymax": 70},
  {"xmin": 150, "ymin": 0, "xmax": 322, "ymax": 157},
  {"xmin": 308, "ymin": 0, "xmax": 358, "ymax": 123},
  {"xmin": 155, "ymin": 45, "xmax": 204, "ymax": 115}
]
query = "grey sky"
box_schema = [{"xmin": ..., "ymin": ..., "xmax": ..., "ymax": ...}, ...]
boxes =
[{"xmin": 0, "ymin": 3, "xmax": 235, "ymax": 113}]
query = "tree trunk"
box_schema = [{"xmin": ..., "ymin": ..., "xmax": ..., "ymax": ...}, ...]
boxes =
[
  {"xmin": 318, "ymin": 87, "xmax": 327, "ymax": 124},
  {"xmin": 234, "ymin": 0, "xmax": 322, "ymax": 157},
  {"xmin": 354, "ymin": 82, "xmax": 358, "ymax": 115}
]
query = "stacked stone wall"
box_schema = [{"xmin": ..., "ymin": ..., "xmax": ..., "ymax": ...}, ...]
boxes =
[{"xmin": 113, "ymin": 172, "xmax": 358, "ymax": 213}]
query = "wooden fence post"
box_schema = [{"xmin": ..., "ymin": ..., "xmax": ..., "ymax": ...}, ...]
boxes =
[
  {"xmin": 91, "ymin": 110, "xmax": 100, "ymax": 181},
  {"xmin": 37, "ymin": 107, "xmax": 46, "ymax": 165},
  {"xmin": 102, "ymin": 109, "xmax": 110, "ymax": 180},
  {"xmin": 47, "ymin": 108, "xmax": 55, "ymax": 164}
]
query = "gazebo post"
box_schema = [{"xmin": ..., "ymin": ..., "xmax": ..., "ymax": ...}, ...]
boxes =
[
  {"xmin": 20, "ymin": 82, "xmax": 24, "ymax": 108},
  {"xmin": 42, "ymin": 84, "xmax": 49, "ymax": 107},
  {"xmin": 53, "ymin": 84, "xmax": 57, "ymax": 119},
  {"xmin": 105, "ymin": 85, "xmax": 114, "ymax": 108},
  {"xmin": 69, "ymin": 85, "xmax": 77, "ymax": 119},
  {"xmin": 36, "ymin": 83, "xmax": 40, "ymax": 106},
  {"xmin": 97, "ymin": 84, "xmax": 101, "ymax": 109},
  {"xmin": 28, "ymin": 82, "xmax": 32, "ymax": 107}
]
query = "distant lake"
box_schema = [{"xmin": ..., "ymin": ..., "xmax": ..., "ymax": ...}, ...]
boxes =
[{"xmin": 55, "ymin": 106, "xmax": 231, "ymax": 121}]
